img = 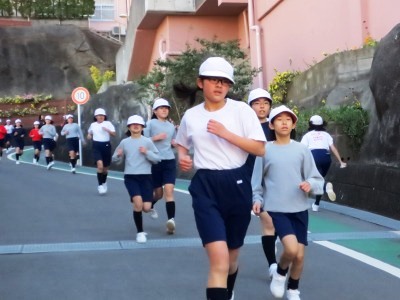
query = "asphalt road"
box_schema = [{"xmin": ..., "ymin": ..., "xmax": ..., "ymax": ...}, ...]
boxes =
[{"xmin": 0, "ymin": 148, "xmax": 399, "ymax": 299}]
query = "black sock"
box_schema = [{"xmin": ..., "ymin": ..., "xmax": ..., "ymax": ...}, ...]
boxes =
[
  {"xmin": 166, "ymin": 201, "xmax": 175, "ymax": 219},
  {"xmin": 206, "ymin": 288, "xmax": 228, "ymax": 300},
  {"xmin": 45, "ymin": 156, "xmax": 50, "ymax": 164},
  {"xmin": 133, "ymin": 211, "xmax": 143, "ymax": 232},
  {"xmin": 16, "ymin": 153, "xmax": 20, "ymax": 160},
  {"xmin": 97, "ymin": 172, "xmax": 102, "ymax": 185},
  {"xmin": 102, "ymin": 172, "xmax": 108, "ymax": 184},
  {"xmin": 287, "ymin": 277, "xmax": 299, "ymax": 290},
  {"xmin": 151, "ymin": 199, "xmax": 158, "ymax": 209},
  {"xmin": 277, "ymin": 263, "xmax": 289, "ymax": 276},
  {"xmin": 262, "ymin": 235, "xmax": 277, "ymax": 266},
  {"xmin": 315, "ymin": 194, "xmax": 322, "ymax": 205},
  {"xmin": 227, "ymin": 268, "xmax": 238, "ymax": 299},
  {"xmin": 70, "ymin": 158, "xmax": 76, "ymax": 168}
]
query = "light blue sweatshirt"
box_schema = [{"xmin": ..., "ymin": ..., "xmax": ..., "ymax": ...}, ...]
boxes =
[
  {"xmin": 252, "ymin": 140, "xmax": 324, "ymax": 213},
  {"xmin": 112, "ymin": 136, "xmax": 161, "ymax": 174},
  {"xmin": 143, "ymin": 119, "xmax": 176, "ymax": 160}
]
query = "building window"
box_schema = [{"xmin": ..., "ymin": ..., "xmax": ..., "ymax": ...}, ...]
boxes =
[{"xmin": 92, "ymin": 0, "xmax": 115, "ymax": 21}]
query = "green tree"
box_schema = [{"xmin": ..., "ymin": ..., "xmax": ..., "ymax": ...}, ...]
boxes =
[
  {"xmin": 137, "ymin": 38, "xmax": 260, "ymax": 123},
  {"xmin": 0, "ymin": 0, "xmax": 13, "ymax": 16}
]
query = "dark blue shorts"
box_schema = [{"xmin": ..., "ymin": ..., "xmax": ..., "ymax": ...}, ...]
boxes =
[
  {"xmin": 13, "ymin": 138, "xmax": 25, "ymax": 149},
  {"xmin": 43, "ymin": 138, "xmax": 56, "ymax": 151},
  {"xmin": 124, "ymin": 174, "xmax": 153, "ymax": 202},
  {"xmin": 92, "ymin": 141, "xmax": 112, "ymax": 167},
  {"xmin": 0, "ymin": 138, "xmax": 5, "ymax": 148},
  {"xmin": 32, "ymin": 141, "xmax": 42, "ymax": 151},
  {"xmin": 188, "ymin": 164, "xmax": 252, "ymax": 249},
  {"xmin": 151, "ymin": 159, "xmax": 176, "ymax": 188},
  {"xmin": 268, "ymin": 210, "xmax": 309, "ymax": 246},
  {"xmin": 311, "ymin": 149, "xmax": 331, "ymax": 177},
  {"xmin": 66, "ymin": 137, "xmax": 79, "ymax": 152}
]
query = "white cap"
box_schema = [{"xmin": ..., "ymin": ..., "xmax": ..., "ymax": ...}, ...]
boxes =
[
  {"xmin": 127, "ymin": 115, "xmax": 145, "ymax": 126},
  {"xmin": 153, "ymin": 98, "xmax": 171, "ymax": 110},
  {"xmin": 45, "ymin": 115, "xmax": 52, "ymax": 120},
  {"xmin": 248, "ymin": 88, "xmax": 272, "ymax": 105},
  {"xmin": 310, "ymin": 115, "xmax": 323, "ymax": 125},
  {"xmin": 65, "ymin": 114, "xmax": 74, "ymax": 119},
  {"xmin": 15, "ymin": 119, "xmax": 22, "ymax": 123},
  {"xmin": 33, "ymin": 121, "xmax": 40, "ymax": 125},
  {"xmin": 6, "ymin": 119, "xmax": 11, "ymax": 122},
  {"xmin": 94, "ymin": 108, "xmax": 106, "ymax": 116},
  {"xmin": 199, "ymin": 57, "xmax": 234, "ymax": 83},
  {"xmin": 269, "ymin": 105, "xmax": 298, "ymax": 123}
]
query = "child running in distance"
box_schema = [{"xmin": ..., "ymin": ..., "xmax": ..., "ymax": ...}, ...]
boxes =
[
  {"xmin": 13, "ymin": 119, "xmax": 26, "ymax": 164},
  {"xmin": 143, "ymin": 98, "xmax": 177, "ymax": 234},
  {"xmin": 87, "ymin": 108, "xmax": 116, "ymax": 195},
  {"xmin": 29, "ymin": 121, "xmax": 42, "ymax": 164},
  {"xmin": 0, "ymin": 120, "xmax": 7, "ymax": 160},
  {"xmin": 61, "ymin": 114, "xmax": 85, "ymax": 174},
  {"xmin": 39, "ymin": 115, "xmax": 58, "ymax": 170},
  {"xmin": 252, "ymin": 105, "xmax": 324, "ymax": 300},
  {"xmin": 300, "ymin": 115, "xmax": 347, "ymax": 211},
  {"xmin": 248, "ymin": 87, "xmax": 278, "ymax": 278},
  {"xmin": 4, "ymin": 119, "xmax": 14, "ymax": 153},
  {"xmin": 112, "ymin": 115, "xmax": 160, "ymax": 243},
  {"xmin": 175, "ymin": 57, "xmax": 266, "ymax": 300}
]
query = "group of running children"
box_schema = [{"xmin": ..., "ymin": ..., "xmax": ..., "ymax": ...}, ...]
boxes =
[{"xmin": 0, "ymin": 56, "xmax": 348, "ymax": 300}]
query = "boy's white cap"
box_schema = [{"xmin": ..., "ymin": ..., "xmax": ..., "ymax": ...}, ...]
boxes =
[
  {"xmin": 127, "ymin": 115, "xmax": 145, "ymax": 126},
  {"xmin": 94, "ymin": 108, "xmax": 106, "ymax": 116},
  {"xmin": 199, "ymin": 57, "xmax": 235, "ymax": 83},
  {"xmin": 153, "ymin": 98, "xmax": 170, "ymax": 110},
  {"xmin": 45, "ymin": 115, "xmax": 52, "ymax": 120},
  {"xmin": 15, "ymin": 119, "xmax": 22, "ymax": 123},
  {"xmin": 65, "ymin": 114, "xmax": 74, "ymax": 119},
  {"xmin": 6, "ymin": 119, "xmax": 11, "ymax": 122},
  {"xmin": 248, "ymin": 88, "xmax": 272, "ymax": 104},
  {"xmin": 33, "ymin": 121, "xmax": 40, "ymax": 125},
  {"xmin": 269, "ymin": 105, "xmax": 298, "ymax": 123},
  {"xmin": 309, "ymin": 115, "xmax": 323, "ymax": 125}
]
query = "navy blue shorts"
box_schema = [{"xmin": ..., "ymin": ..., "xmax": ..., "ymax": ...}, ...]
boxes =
[
  {"xmin": 268, "ymin": 210, "xmax": 309, "ymax": 246},
  {"xmin": 13, "ymin": 138, "xmax": 25, "ymax": 149},
  {"xmin": 311, "ymin": 149, "xmax": 331, "ymax": 177},
  {"xmin": 92, "ymin": 141, "xmax": 112, "ymax": 167},
  {"xmin": 32, "ymin": 141, "xmax": 42, "ymax": 151},
  {"xmin": 66, "ymin": 137, "xmax": 79, "ymax": 152},
  {"xmin": 188, "ymin": 164, "xmax": 252, "ymax": 249},
  {"xmin": 151, "ymin": 159, "xmax": 176, "ymax": 188},
  {"xmin": 124, "ymin": 174, "xmax": 153, "ymax": 202},
  {"xmin": 0, "ymin": 138, "xmax": 5, "ymax": 148},
  {"xmin": 43, "ymin": 138, "xmax": 56, "ymax": 151}
]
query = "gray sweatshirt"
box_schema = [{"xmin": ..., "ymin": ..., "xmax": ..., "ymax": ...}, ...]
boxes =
[
  {"xmin": 61, "ymin": 123, "xmax": 84, "ymax": 140},
  {"xmin": 143, "ymin": 119, "xmax": 176, "ymax": 160},
  {"xmin": 112, "ymin": 136, "xmax": 161, "ymax": 175},
  {"xmin": 39, "ymin": 124, "xmax": 57, "ymax": 139},
  {"xmin": 252, "ymin": 140, "xmax": 324, "ymax": 213}
]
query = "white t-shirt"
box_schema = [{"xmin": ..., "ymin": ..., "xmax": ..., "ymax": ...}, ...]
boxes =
[
  {"xmin": 88, "ymin": 121, "xmax": 115, "ymax": 142},
  {"xmin": 176, "ymin": 98, "xmax": 266, "ymax": 170},
  {"xmin": 301, "ymin": 130, "xmax": 333, "ymax": 150}
]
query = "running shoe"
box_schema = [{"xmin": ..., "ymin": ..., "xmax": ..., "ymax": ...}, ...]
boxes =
[
  {"xmin": 98, "ymin": 185, "xmax": 106, "ymax": 195},
  {"xmin": 286, "ymin": 289, "xmax": 301, "ymax": 300},
  {"xmin": 136, "ymin": 232, "xmax": 147, "ymax": 243},
  {"xmin": 311, "ymin": 203, "xmax": 319, "ymax": 212},
  {"xmin": 166, "ymin": 218, "xmax": 175, "ymax": 234},
  {"xmin": 270, "ymin": 270, "xmax": 287, "ymax": 298},
  {"xmin": 149, "ymin": 208, "xmax": 158, "ymax": 219},
  {"xmin": 326, "ymin": 182, "xmax": 336, "ymax": 201},
  {"xmin": 269, "ymin": 263, "xmax": 278, "ymax": 280}
]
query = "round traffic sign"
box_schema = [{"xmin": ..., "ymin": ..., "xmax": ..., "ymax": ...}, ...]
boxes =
[{"xmin": 71, "ymin": 87, "xmax": 90, "ymax": 105}]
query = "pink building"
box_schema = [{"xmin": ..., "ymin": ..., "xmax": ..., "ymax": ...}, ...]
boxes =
[{"xmin": 116, "ymin": 0, "xmax": 400, "ymax": 88}]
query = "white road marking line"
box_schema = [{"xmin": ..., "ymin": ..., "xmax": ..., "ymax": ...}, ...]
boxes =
[{"xmin": 314, "ymin": 240, "xmax": 400, "ymax": 279}]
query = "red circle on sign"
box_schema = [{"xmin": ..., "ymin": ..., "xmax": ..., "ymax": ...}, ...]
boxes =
[{"xmin": 71, "ymin": 87, "xmax": 90, "ymax": 105}]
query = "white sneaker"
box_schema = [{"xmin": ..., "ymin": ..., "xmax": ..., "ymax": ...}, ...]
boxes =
[
  {"xmin": 166, "ymin": 218, "xmax": 175, "ymax": 234},
  {"xmin": 312, "ymin": 203, "xmax": 319, "ymax": 212},
  {"xmin": 326, "ymin": 182, "xmax": 336, "ymax": 201},
  {"xmin": 136, "ymin": 232, "xmax": 147, "ymax": 243},
  {"xmin": 16, "ymin": 161, "xmax": 20, "ymax": 165},
  {"xmin": 47, "ymin": 161, "xmax": 54, "ymax": 170},
  {"xmin": 71, "ymin": 168, "xmax": 76, "ymax": 174},
  {"xmin": 149, "ymin": 208, "xmax": 158, "ymax": 219},
  {"xmin": 33, "ymin": 158, "xmax": 36, "ymax": 164},
  {"xmin": 270, "ymin": 270, "xmax": 287, "ymax": 298},
  {"xmin": 286, "ymin": 289, "xmax": 301, "ymax": 300},
  {"xmin": 269, "ymin": 263, "xmax": 278, "ymax": 280},
  {"xmin": 102, "ymin": 183, "xmax": 108, "ymax": 193},
  {"xmin": 98, "ymin": 185, "xmax": 106, "ymax": 195}
]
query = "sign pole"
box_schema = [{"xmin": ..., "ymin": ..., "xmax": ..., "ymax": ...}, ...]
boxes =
[
  {"xmin": 77, "ymin": 104, "xmax": 82, "ymax": 166},
  {"xmin": 71, "ymin": 87, "xmax": 91, "ymax": 168}
]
